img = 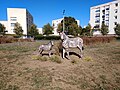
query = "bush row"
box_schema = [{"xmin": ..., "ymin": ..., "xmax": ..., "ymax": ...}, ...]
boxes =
[
  {"xmin": 116, "ymin": 36, "xmax": 120, "ymax": 40},
  {"xmin": 34, "ymin": 35, "xmax": 60, "ymax": 40},
  {"xmin": 0, "ymin": 36, "xmax": 116, "ymax": 45},
  {"xmin": 82, "ymin": 36, "xmax": 115, "ymax": 45},
  {"xmin": 0, "ymin": 37, "xmax": 33, "ymax": 44}
]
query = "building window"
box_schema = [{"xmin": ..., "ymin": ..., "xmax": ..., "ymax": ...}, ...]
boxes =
[
  {"xmin": 114, "ymin": 22, "xmax": 117, "ymax": 25},
  {"xmin": 11, "ymin": 23, "xmax": 15, "ymax": 27},
  {"xmin": 95, "ymin": 8, "xmax": 100, "ymax": 12},
  {"xmin": 106, "ymin": 19, "xmax": 109, "ymax": 21},
  {"xmin": 115, "ymin": 9, "xmax": 118, "ymax": 13},
  {"xmin": 102, "ymin": 21, "xmax": 105, "ymax": 23},
  {"xmin": 95, "ymin": 20, "xmax": 100, "ymax": 23},
  {"xmin": 95, "ymin": 13, "xmax": 100, "ymax": 17},
  {"xmin": 94, "ymin": 24, "xmax": 100, "ymax": 28},
  {"xmin": 102, "ymin": 15, "xmax": 105, "ymax": 19},
  {"xmin": 96, "ymin": 10, "xmax": 100, "ymax": 12},
  {"xmin": 10, "ymin": 17, "xmax": 17, "ymax": 21},
  {"xmin": 102, "ymin": 10, "xmax": 105, "ymax": 14},
  {"xmin": 114, "ymin": 16, "xmax": 117, "ymax": 19},
  {"xmin": 106, "ymin": 14, "xmax": 109, "ymax": 16},
  {"xmin": 106, "ymin": 8, "xmax": 109, "ymax": 10},
  {"xmin": 115, "ymin": 3, "xmax": 118, "ymax": 7}
]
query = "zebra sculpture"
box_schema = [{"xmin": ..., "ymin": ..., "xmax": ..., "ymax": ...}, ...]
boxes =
[
  {"xmin": 38, "ymin": 41, "xmax": 54, "ymax": 57},
  {"xmin": 60, "ymin": 32, "xmax": 84, "ymax": 59}
]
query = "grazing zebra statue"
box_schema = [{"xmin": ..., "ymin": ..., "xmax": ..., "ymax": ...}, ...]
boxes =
[
  {"xmin": 60, "ymin": 32, "xmax": 84, "ymax": 59},
  {"xmin": 38, "ymin": 41, "xmax": 54, "ymax": 57}
]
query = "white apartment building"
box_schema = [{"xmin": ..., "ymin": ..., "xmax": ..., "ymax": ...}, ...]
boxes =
[
  {"xmin": 0, "ymin": 8, "xmax": 33, "ymax": 36},
  {"xmin": 90, "ymin": 0, "xmax": 120, "ymax": 35},
  {"xmin": 52, "ymin": 18, "xmax": 80, "ymax": 35},
  {"xmin": 37, "ymin": 28, "xmax": 43, "ymax": 34}
]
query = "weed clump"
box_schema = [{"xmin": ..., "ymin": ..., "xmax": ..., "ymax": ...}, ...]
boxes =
[
  {"xmin": 32, "ymin": 55, "xmax": 48, "ymax": 61},
  {"xmin": 84, "ymin": 56, "xmax": 93, "ymax": 61},
  {"xmin": 49, "ymin": 55, "xmax": 62, "ymax": 63}
]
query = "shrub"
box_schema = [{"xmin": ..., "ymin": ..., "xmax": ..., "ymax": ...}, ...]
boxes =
[
  {"xmin": 34, "ymin": 35, "xmax": 60, "ymax": 40},
  {"xmin": 0, "ymin": 36, "xmax": 33, "ymax": 44},
  {"xmin": 49, "ymin": 55, "xmax": 62, "ymax": 63},
  {"xmin": 84, "ymin": 56, "xmax": 93, "ymax": 61},
  {"xmin": 34, "ymin": 34, "xmax": 44, "ymax": 40},
  {"xmin": 32, "ymin": 55, "xmax": 48, "ymax": 61},
  {"xmin": 82, "ymin": 36, "xmax": 115, "ymax": 45}
]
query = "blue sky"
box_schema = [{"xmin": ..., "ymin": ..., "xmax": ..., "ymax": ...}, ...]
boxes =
[{"xmin": 0, "ymin": 0, "xmax": 113, "ymax": 28}]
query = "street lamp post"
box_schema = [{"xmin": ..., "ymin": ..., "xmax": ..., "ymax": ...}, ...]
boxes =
[{"xmin": 63, "ymin": 10, "xmax": 65, "ymax": 32}]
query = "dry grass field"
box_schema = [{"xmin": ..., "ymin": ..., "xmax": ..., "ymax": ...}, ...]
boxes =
[{"xmin": 0, "ymin": 40, "xmax": 120, "ymax": 90}]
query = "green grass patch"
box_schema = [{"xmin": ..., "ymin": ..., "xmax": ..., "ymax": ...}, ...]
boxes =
[
  {"xmin": 83, "ymin": 56, "xmax": 93, "ymax": 61},
  {"xmin": 49, "ymin": 55, "xmax": 62, "ymax": 63},
  {"xmin": 32, "ymin": 55, "xmax": 48, "ymax": 61}
]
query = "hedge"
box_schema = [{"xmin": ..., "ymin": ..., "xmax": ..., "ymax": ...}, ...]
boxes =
[{"xmin": 34, "ymin": 35, "xmax": 60, "ymax": 40}]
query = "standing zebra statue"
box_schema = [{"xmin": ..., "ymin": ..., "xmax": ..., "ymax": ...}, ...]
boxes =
[
  {"xmin": 38, "ymin": 41, "xmax": 54, "ymax": 57},
  {"xmin": 60, "ymin": 32, "xmax": 84, "ymax": 59}
]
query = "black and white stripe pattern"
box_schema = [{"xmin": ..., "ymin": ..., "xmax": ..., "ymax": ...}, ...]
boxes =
[
  {"xmin": 60, "ymin": 32, "xmax": 84, "ymax": 59},
  {"xmin": 38, "ymin": 41, "xmax": 54, "ymax": 57}
]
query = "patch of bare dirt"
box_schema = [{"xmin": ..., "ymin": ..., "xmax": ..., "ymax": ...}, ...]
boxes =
[{"xmin": 0, "ymin": 41, "xmax": 120, "ymax": 90}]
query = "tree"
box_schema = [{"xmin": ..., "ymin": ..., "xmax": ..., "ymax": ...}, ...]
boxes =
[
  {"xmin": 57, "ymin": 23, "xmax": 63, "ymax": 33},
  {"xmin": 83, "ymin": 23, "xmax": 92, "ymax": 36},
  {"xmin": 81, "ymin": 24, "xmax": 93, "ymax": 36},
  {"xmin": 57, "ymin": 16, "xmax": 81, "ymax": 36},
  {"xmin": 43, "ymin": 23, "xmax": 53, "ymax": 35},
  {"xmin": 77, "ymin": 26, "xmax": 83, "ymax": 36},
  {"xmin": 0, "ymin": 23, "xmax": 6, "ymax": 35},
  {"xmin": 114, "ymin": 24, "xmax": 120, "ymax": 36},
  {"xmin": 67, "ymin": 23, "xmax": 79, "ymax": 36},
  {"xmin": 101, "ymin": 23, "xmax": 109, "ymax": 35},
  {"xmin": 14, "ymin": 22, "xmax": 23, "ymax": 37},
  {"xmin": 28, "ymin": 24, "xmax": 39, "ymax": 37}
]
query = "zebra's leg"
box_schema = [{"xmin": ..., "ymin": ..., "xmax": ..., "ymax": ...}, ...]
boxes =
[
  {"xmin": 78, "ymin": 46, "xmax": 83, "ymax": 58},
  {"xmin": 66, "ymin": 50, "xmax": 70, "ymax": 60},
  {"xmin": 39, "ymin": 49, "xmax": 43, "ymax": 56},
  {"xmin": 63, "ymin": 48, "xmax": 65, "ymax": 59},
  {"xmin": 48, "ymin": 50, "xmax": 52, "ymax": 57}
]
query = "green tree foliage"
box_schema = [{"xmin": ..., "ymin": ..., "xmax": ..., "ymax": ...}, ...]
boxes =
[
  {"xmin": 114, "ymin": 24, "xmax": 120, "ymax": 36},
  {"xmin": 57, "ymin": 16, "xmax": 82, "ymax": 36},
  {"xmin": 101, "ymin": 23, "xmax": 109, "ymax": 35},
  {"xmin": 67, "ymin": 23, "xmax": 79, "ymax": 36},
  {"xmin": 81, "ymin": 23, "xmax": 92, "ymax": 36},
  {"xmin": 13, "ymin": 22, "xmax": 23, "ymax": 37},
  {"xmin": 28, "ymin": 24, "xmax": 39, "ymax": 37},
  {"xmin": 43, "ymin": 23, "xmax": 53, "ymax": 35},
  {"xmin": 78, "ymin": 26, "xmax": 83, "ymax": 35},
  {"xmin": 0, "ymin": 23, "xmax": 6, "ymax": 35},
  {"xmin": 57, "ymin": 23, "xmax": 63, "ymax": 33}
]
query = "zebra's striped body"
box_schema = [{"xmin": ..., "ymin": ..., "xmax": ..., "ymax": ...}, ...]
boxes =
[
  {"xmin": 39, "ymin": 41, "xmax": 54, "ymax": 57},
  {"xmin": 60, "ymin": 32, "xmax": 84, "ymax": 59}
]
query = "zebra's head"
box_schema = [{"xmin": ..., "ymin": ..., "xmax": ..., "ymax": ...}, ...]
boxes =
[
  {"xmin": 60, "ymin": 32, "xmax": 64, "ymax": 40},
  {"xmin": 60, "ymin": 32, "xmax": 68, "ymax": 41}
]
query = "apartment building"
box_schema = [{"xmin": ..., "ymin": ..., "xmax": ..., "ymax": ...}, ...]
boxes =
[
  {"xmin": 90, "ymin": 0, "xmax": 120, "ymax": 35},
  {"xmin": 0, "ymin": 8, "xmax": 33, "ymax": 36},
  {"xmin": 52, "ymin": 18, "xmax": 80, "ymax": 35}
]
